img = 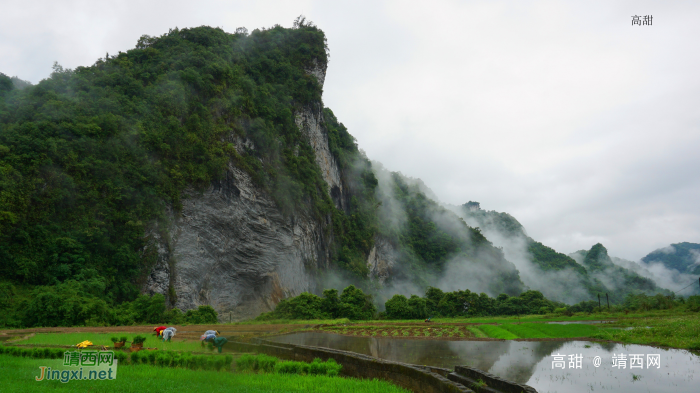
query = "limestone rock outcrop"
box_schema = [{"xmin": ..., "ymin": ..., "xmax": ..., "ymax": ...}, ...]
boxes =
[
  {"xmin": 143, "ymin": 164, "xmax": 333, "ymax": 322},
  {"xmin": 143, "ymin": 58, "xmax": 343, "ymax": 321}
]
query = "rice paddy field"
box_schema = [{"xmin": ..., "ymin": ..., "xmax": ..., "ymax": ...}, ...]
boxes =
[
  {"xmin": 0, "ymin": 354, "xmax": 409, "ymax": 393},
  {"xmin": 17, "ymin": 332, "xmax": 214, "ymax": 352},
  {"xmin": 306, "ymin": 309, "xmax": 700, "ymax": 351}
]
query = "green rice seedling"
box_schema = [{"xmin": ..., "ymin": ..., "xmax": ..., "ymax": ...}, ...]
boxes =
[
  {"xmin": 324, "ymin": 358, "xmax": 341, "ymax": 377},
  {"xmin": 0, "ymin": 346, "xmax": 6, "ymax": 354},
  {"xmin": 51, "ymin": 348, "xmax": 63, "ymax": 359},
  {"xmin": 308, "ymin": 358, "xmax": 341, "ymax": 376},
  {"xmin": 381, "ymin": 331, "xmax": 388, "ymax": 337},
  {"xmin": 203, "ymin": 356, "xmax": 214, "ymax": 370},
  {"xmin": 115, "ymin": 351, "xmax": 128, "ymax": 364},
  {"xmin": 155, "ymin": 352, "xmax": 169, "ymax": 367},
  {"xmin": 195, "ymin": 355, "xmax": 208, "ymax": 370},
  {"xmin": 478, "ymin": 325, "xmax": 519, "ymax": 340},
  {"xmin": 180, "ymin": 352, "xmax": 194, "ymax": 369},
  {"xmin": 276, "ymin": 361, "xmax": 305, "ymax": 375},
  {"xmin": 500, "ymin": 324, "xmax": 552, "ymax": 339},
  {"xmin": 146, "ymin": 350, "xmax": 157, "ymax": 365},
  {"xmin": 216, "ymin": 356, "xmax": 229, "ymax": 371},
  {"xmin": 402, "ymin": 330, "xmax": 409, "ymax": 337},
  {"xmin": 308, "ymin": 358, "xmax": 325, "ymax": 375},
  {"xmin": 130, "ymin": 350, "xmax": 143, "ymax": 364},
  {"xmin": 120, "ymin": 336, "xmax": 128, "ymax": 343},
  {"xmin": 169, "ymin": 352, "xmax": 180, "ymax": 367},
  {"xmin": 255, "ymin": 354, "xmax": 278, "ymax": 372},
  {"xmin": 466, "ymin": 327, "xmax": 487, "ymax": 338},
  {"xmin": 236, "ymin": 354, "xmax": 256, "ymax": 371}
]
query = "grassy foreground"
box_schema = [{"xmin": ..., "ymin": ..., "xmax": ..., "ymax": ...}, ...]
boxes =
[
  {"xmin": 590, "ymin": 313, "xmax": 700, "ymax": 350},
  {"xmin": 0, "ymin": 354, "xmax": 409, "ymax": 393}
]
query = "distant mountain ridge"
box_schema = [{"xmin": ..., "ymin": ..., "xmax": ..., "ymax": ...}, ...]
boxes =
[
  {"xmin": 451, "ymin": 202, "xmax": 670, "ymax": 304},
  {"xmin": 641, "ymin": 242, "xmax": 700, "ymax": 275}
]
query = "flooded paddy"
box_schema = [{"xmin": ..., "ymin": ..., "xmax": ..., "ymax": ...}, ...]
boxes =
[
  {"xmin": 269, "ymin": 332, "xmax": 700, "ymax": 392},
  {"xmin": 545, "ymin": 320, "xmax": 613, "ymax": 325}
]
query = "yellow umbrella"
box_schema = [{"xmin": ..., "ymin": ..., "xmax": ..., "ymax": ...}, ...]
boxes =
[{"xmin": 76, "ymin": 340, "xmax": 93, "ymax": 348}]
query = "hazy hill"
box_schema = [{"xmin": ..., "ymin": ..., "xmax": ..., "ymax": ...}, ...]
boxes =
[
  {"xmin": 641, "ymin": 243, "xmax": 700, "ymax": 275},
  {"xmin": 0, "ymin": 22, "xmax": 525, "ymax": 326},
  {"xmin": 452, "ymin": 203, "xmax": 670, "ymax": 304}
]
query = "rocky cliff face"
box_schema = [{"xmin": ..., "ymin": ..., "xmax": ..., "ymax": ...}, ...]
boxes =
[
  {"xmin": 143, "ymin": 163, "xmax": 334, "ymax": 321},
  {"xmin": 366, "ymin": 237, "xmax": 397, "ymax": 284},
  {"xmin": 143, "ymin": 59, "xmax": 344, "ymax": 321}
]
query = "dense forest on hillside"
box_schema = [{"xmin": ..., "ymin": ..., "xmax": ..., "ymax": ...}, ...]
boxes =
[
  {"xmin": 0, "ymin": 23, "xmax": 382, "ymax": 327},
  {"xmin": 1, "ymin": 21, "xmax": 678, "ymax": 328},
  {"xmin": 0, "ymin": 22, "xmax": 525, "ymax": 328}
]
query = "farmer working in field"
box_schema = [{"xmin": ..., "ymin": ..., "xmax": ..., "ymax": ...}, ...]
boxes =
[
  {"xmin": 203, "ymin": 330, "xmax": 220, "ymax": 336},
  {"xmin": 212, "ymin": 336, "xmax": 228, "ymax": 353},
  {"xmin": 201, "ymin": 333, "xmax": 217, "ymax": 347},
  {"xmin": 153, "ymin": 326, "xmax": 167, "ymax": 337},
  {"xmin": 162, "ymin": 327, "xmax": 177, "ymax": 342}
]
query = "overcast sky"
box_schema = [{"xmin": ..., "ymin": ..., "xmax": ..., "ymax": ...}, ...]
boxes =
[{"xmin": 2, "ymin": 0, "xmax": 699, "ymax": 261}]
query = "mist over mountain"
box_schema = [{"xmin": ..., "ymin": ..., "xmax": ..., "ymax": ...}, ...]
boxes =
[
  {"xmin": 0, "ymin": 22, "xmax": 691, "ymax": 326},
  {"xmin": 450, "ymin": 202, "xmax": 672, "ymax": 304},
  {"xmin": 635, "ymin": 243, "xmax": 700, "ymax": 295}
]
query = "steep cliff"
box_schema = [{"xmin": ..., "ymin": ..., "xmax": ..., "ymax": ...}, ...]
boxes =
[
  {"xmin": 0, "ymin": 23, "xmax": 530, "ymax": 327},
  {"xmin": 144, "ymin": 61, "xmax": 344, "ymax": 321},
  {"xmin": 144, "ymin": 164, "xmax": 333, "ymax": 321}
]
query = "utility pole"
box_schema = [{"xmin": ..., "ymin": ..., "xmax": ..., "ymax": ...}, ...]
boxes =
[{"xmin": 606, "ymin": 293, "xmax": 610, "ymax": 310}]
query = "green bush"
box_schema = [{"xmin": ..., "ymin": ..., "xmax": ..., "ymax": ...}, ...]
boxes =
[
  {"xmin": 184, "ymin": 305, "xmax": 219, "ymax": 324},
  {"xmin": 686, "ymin": 296, "xmax": 700, "ymax": 312}
]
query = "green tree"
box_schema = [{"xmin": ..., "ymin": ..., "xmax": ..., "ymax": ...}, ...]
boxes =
[{"xmin": 385, "ymin": 294, "xmax": 411, "ymax": 319}]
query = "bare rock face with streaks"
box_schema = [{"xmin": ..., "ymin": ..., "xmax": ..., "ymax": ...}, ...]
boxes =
[
  {"xmin": 143, "ymin": 58, "xmax": 344, "ymax": 322},
  {"xmin": 366, "ymin": 237, "xmax": 397, "ymax": 284},
  {"xmin": 143, "ymin": 164, "xmax": 333, "ymax": 321}
]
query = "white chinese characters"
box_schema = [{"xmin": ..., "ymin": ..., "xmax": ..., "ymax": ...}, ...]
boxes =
[{"xmin": 551, "ymin": 353, "xmax": 661, "ymax": 369}]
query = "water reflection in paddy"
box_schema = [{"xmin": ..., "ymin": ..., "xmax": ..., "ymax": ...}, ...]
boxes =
[{"xmin": 269, "ymin": 332, "xmax": 700, "ymax": 393}]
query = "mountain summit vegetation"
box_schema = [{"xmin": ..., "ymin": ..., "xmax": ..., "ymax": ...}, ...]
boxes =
[{"xmin": 0, "ymin": 22, "xmax": 683, "ymax": 328}]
